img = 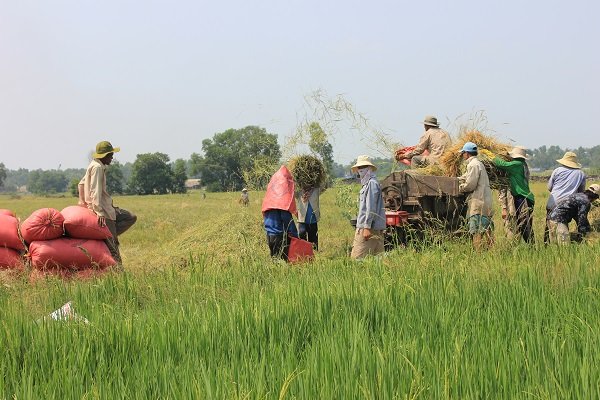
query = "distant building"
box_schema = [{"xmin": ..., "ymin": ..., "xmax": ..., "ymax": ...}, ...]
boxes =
[{"xmin": 185, "ymin": 179, "xmax": 201, "ymax": 189}]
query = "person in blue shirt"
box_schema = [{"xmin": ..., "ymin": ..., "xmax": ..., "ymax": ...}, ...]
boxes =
[
  {"xmin": 261, "ymin": 166, "xmax": 299, "ymax": 260},
  {"xmin": 350, "ymin": 155, "xmax": 386, "ymax": 259}
]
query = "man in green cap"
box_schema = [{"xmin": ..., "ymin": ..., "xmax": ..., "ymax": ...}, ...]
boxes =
[{"xmin": 78, "ymin": 141, "xmax": 137, "ymax": 263}]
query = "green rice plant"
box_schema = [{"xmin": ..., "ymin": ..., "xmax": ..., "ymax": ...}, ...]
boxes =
[{"xmin": 1, "ymin": 184, "xmax": 600, "ymax": 399}]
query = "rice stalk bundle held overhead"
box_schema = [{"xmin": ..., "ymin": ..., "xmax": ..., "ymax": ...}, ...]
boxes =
[
  {"xmin": 439, "ymin": 130, "xmax": 512, "ymax": 189},
  {"xmin": 288, "ymin": 155, "xmax": 326, "ymax": 189}
]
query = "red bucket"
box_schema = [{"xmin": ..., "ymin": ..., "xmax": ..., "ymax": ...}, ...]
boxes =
[
  {"xmin": 288, "ymin": 236, "xmax": 314, "ymax": 263},
  {"xmin": 385, "ymin": 211, "xmax": 408, "ymax": 227}
]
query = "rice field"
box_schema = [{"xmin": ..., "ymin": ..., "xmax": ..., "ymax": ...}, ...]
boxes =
[{"xmin": 1, "ymin": 183, "xmax": 600, "ymax": 399}]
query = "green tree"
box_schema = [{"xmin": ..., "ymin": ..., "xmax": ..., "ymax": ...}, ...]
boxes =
[
  {"xmin": 0, "ymin": 163, "xmax": 6, "ymax": 188},
  {"xmin": 129, "ymin": 153, "xmax": 174, "ymax": 195},
  {"xmin": 188, "ymin": 153, "xmax": 204, "ymax": 178},
  {"xmin": 27, "ymin": 170, "xmax": 68, "ymax": 194},
  {"xmin": 308, "ymin": 122, "xmax": 335, "ymax": 185},
  {"xmin": 172, "ymin": 159, "xmax": 188, "ymax": 194},
  {"xmin": 107, "ymin": 161, "xmax": 125, "ymax": 195},
  {"xmin": 199, "ymin": 126, "xmax": 281, "ymax": 191},
  {"xmin": 69, "ymin": 178, "xmax": 80, "ymax": 197}
]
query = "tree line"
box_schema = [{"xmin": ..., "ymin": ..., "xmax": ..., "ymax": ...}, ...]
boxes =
[{"xmin": 1, "ymin": 130, "xmax": 599, "ymax": 195}]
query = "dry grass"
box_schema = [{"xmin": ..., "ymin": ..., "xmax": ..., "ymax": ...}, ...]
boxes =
[
  {"xmin": 288, "ymin": 155, "xmax": 326, "ymax": 189},
  {"xmin": 436, "ymin": 130, "xmax": 512, "ymax": 190}
]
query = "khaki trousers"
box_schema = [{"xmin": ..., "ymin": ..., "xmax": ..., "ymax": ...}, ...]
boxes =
[
  {"xmin": 105, "ymin": 207, "xmax": 137, "ymax": 263},
  {"xmin": 350, "ymin": 228, "xmax": 384, "ymax": 259},
  {"xmin": 547, "ymin": 220, "xmax": 570, "ymax": 245}
]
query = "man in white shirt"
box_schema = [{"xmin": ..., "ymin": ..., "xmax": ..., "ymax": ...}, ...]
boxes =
[{"xmin": 79, "ymin": 141, "xmax": 136, "ymax": 263}]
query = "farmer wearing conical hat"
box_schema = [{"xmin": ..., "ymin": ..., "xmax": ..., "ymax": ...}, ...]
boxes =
[
  {"xmin": 397, "ymin": 115, "xmax": 452, "ymax": 168},
  {"xmin": 458, "ymin": 142, "xmax": 494, "ymax": 250},
  {"xmin": 239, "ymin": 187, "xmax": 249, "ymax": 206},
  {"xmin": 78, "ymin": 141, "xmax": 137, "ymax": 264},
  {"xmin": 544, "ymin": 151, "xmax": 587, "ymax": 243},
  {"xmin": 350, "ymin": 155, "xmax": 386, "ymax": 259},
  {"xmin": 547, "ymin": 152, "xmax": 586, "ymax": 210},
  {"xmin": 547, "ymin": 184, "xmax": 599, "ymax": 245},
  {"xmin": 492, "ymin": 146, "xmax": 535, "ymax": 244}
]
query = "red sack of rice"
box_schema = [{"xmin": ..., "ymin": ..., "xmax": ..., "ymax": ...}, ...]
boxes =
[
  {"xmin": 0, "ymin": 214, "xmax": 26, "ymax": 251},
  {"xmin": 395, "ymin": 146, "xmax": 430, "ymax": 166},
  {"xmin": 0, "ymin": 247, "xmax": 22, "ymax": 269},
  {"xmin": 0, "ymin": 209, "xmax": 16, "ymax": 217},
  {"xmin": 20, "ymin": 208, "xmax": 64, "ymax": 243},
  {"xmin": 29, "ymin": 238, "xmax": 116, "ymax": 270},
  {"xmin": 62, "ymin": 206, "xmax": 112, "ymax": 240}
]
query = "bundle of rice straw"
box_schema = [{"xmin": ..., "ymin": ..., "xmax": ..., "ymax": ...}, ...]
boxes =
[
  {"xmin": 439, "ymin": 130, "xmax": 512, "ymax": 189},
  {"xmin": 411, "ymin": 164, "xmax": 445, "ymax": 176},
  {"xmin": 288, "ymin": 155, "xmax": 326, "ymax": 188}
]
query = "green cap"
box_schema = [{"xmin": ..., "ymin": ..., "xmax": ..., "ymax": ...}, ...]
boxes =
[{"xmin": 93, "ymin": 141, "xmax": 121, "ymax": 159}]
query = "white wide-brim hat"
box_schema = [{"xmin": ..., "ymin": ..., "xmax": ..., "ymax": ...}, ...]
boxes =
[
  {"xmin": 509, "ymin": 146, "xmax": 530, "ymax": 160},
  {"xmin": 351, "ymin": 155, "xmax": 377, "ymax": 173}
]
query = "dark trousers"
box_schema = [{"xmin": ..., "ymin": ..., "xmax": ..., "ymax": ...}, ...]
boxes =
[
  {"xmin": 267, "ymin": 233, "xmax": 290, "ymax": 261},
  {"xmin": 105, "ymin": 207, "xmax": 137, "ymax": 264},
  {"xmin": 298, "ymin": 222, "xmax": 319, "ymax": 250},
  {"xmin": 514, "ymin": 195, "xmax": 535, "ymax": 244},
  {"xmin": 543, "ymin": 208, "xmax": 551, "ymax": 245}
]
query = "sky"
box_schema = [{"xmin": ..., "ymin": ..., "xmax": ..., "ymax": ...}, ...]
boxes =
[{"xmin": 1, "ymin": 0, "xmax": 599, "ymax": 170}]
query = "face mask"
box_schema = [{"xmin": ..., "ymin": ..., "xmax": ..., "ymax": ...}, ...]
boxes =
[{"xmin": 358, "ymin": 168, "xmax": 369, "ymax": 179}]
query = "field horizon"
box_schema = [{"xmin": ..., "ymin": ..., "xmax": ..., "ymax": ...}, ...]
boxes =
[{"xmin": 1, "ymin": 183, "xmax": 600, "ymax": 399}]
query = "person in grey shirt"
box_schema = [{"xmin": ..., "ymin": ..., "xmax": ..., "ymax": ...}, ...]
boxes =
[{"xmin": 350, "ymin": 155, "xmax": 386, "ymax": 259}]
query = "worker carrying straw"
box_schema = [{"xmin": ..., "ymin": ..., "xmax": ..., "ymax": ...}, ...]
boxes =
[
  {"xmin": 458, "ymin": 142, "xmax": 494, "ymax": 250},
  {"xmin": 492, "ymin": 146, "xmax": 535, "ymax": 244},
  {"xmin": 261, "ymin": 166, "xmax": 299, "ymax": 261}
]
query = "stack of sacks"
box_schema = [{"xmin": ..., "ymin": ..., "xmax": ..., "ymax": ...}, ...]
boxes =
[
  {"xmin": 24, "ymin": 207, "xmax": 117, "ymax": 279},
  {"xmin": 0, "ymin": 209, "xmax": 26, "ymax": 270}
]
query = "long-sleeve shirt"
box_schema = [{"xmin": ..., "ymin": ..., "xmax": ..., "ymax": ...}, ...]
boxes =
[
  {"xmin": 295, "ymin": 187, "xmax": 323, "ymax": 223},
  {"xmin": 263, "ymin": 209, "xmax": 298, "ymax": 237},
  {"xmin": 458, "ymin": 157, "xmax": 493, "ymax": 217},
  {"xmin": 492, "ymin": 158, "xmax": 535, "ymax": 203},
  {"xmin": 356, "ymin": 177, "xmax": 386, "ymax": 230},
  {"xmin": 546, "ymin": 166, "xmax": 586, "ymax": 210},
  {"xmin": 80, "ymin": 159, "xmax": 116, "ymax": 220},
  {"xmin": 548, "ymin": 193, "xmax": 592, "ymax": 234},
  {"xmin": 404, "ymin": 128, "xmax": 452, "ymax": 164}
]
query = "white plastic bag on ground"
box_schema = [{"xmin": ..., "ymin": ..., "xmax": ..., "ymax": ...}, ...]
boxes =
[{"xmin": 40, "ymin": 301, "xmax": 90, "ymax": 324}]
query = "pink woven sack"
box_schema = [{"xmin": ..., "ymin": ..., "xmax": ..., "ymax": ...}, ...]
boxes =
[
  {"xmin": 0, "ymin": 214, "xmax": 26, "ymax": 251},
  {"xmin": 62, "ymin": 206, "xmax": 112, "ymax": 240},
  {"xmin": 29, "ymin": 238, "xmax": 117, "ymax": 270},
  {"xmin": 20, "ymin": 208, "xmax": 64, "ymax": 243}
]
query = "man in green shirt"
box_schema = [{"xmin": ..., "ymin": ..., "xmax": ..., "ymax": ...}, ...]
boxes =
[{"xmin": 492, "ymin": 146, "xmax": 535, "ymax": 243}]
